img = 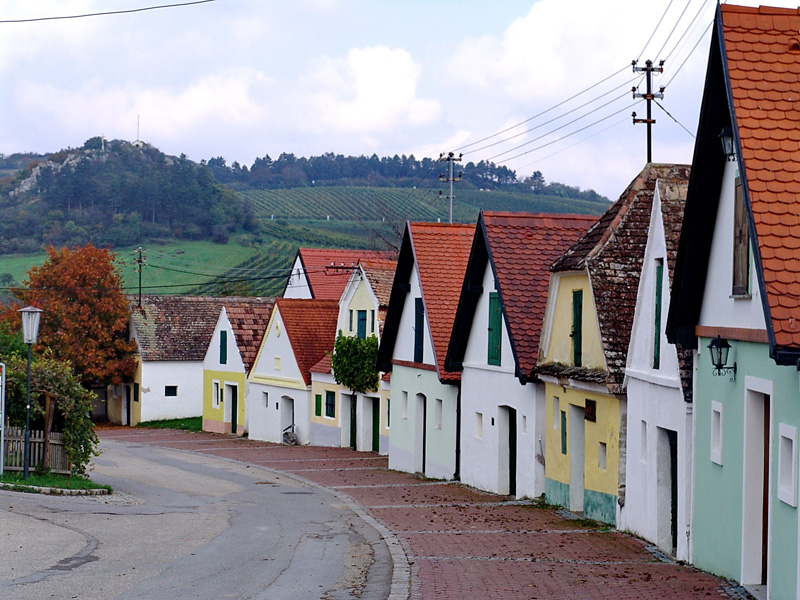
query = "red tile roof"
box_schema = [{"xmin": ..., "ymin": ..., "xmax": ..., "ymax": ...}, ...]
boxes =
[
  {"xmin": 275, "ymin": 298, "xmax": 339, "ymax": 385},
  {"xmin": 410, "ymin": 222, "xmax": 475, "ymax": 381},
  {"xmin": 296, "ymin": 248, "xmax": 397, "ymax": 300},
  {"xmin": 223, "ymin": 298, "xmax": 275, "ymax": 372},
  {"xmin": 482, "ymin": 212, "xmax": 597, "ymax": 376},
  {"xmin": 722, "ymin": 4, "xmax": 800, "ymax": 347},
  {"xmin": 549, "ymin": 164, "xmax": 690, "ymax": 393}
]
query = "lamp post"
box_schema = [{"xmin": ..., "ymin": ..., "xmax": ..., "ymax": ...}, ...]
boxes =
[{"xmin": 19, "ymin": 306, "xmax": 42, "ymax": 479}]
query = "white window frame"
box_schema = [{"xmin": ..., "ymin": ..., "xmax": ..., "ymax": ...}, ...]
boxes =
[
  {"xmin": 778, "ymin": 423, "xmax": 797, "ymax": 507},
  {"xmin": 475, "ymin": 412, "xmax": 483, "ymax": 439},
  {"xmin": 212, "ymin": 380, "xmax": 220, "ymax": 409},
  {"xmin": 711, "ymin": 400, "xmax": 723, "ymax": 466}
]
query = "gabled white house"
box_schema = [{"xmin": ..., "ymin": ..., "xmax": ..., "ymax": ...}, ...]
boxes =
[
  {"xmin": 310, "ymin": 259, "xmax": 396, "ymax": 452},
  {"xmin": 377, "ymin": 222, "xmax": 473, "ymax": 480},
  {"xmin": 445, "ymin": 212, "xmax": 596, "ymax": 498},
  {"xmin": 108, "ymin": 295, "xmax": 228, "ymax": 426},
  {"xmin": 247, "ymin": 298, "xmax": 338, "ymax": 444},
  {"xmin": 202, "ymin": 298, "xmax": 273, "ymax": 436},
  {"xmin": 282, "ymin": 247, "xmax": 396, "ymax": 300},
  {"xmin": 622, "ymin": 174, "xmax": 692, "ymax": 560}
]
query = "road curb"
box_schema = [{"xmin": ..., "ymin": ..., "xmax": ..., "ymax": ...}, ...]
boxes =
[{"xmin": 0, "ymin": 481, "xmax": 110, "ymax": 496}]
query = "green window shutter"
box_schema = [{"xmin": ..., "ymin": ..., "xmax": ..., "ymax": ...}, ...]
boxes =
[
  {"xmin": 315, "ymin": 394, "xmax": 322, "ymax": 417},
  {"xmin": 325, "ymin": 390, "xmax": 336, "ymax": 418},
  {"xmin": 572, "ymin": 290, "xmax": 583, "ymax": 367},
  {"xmin": 414, "ymin": 298, "xmax": 424, "ymax": 363},
  {"xmin": 220, "ymin": 330, "xmax": 227, "ymax": 365},
  {"xmin": 560, "ymin": 410, "xmax": 567, "ymax": 455},
  {"xmin": 653, "ymin": 260, "xmax": 663, "ymax": 370},
  {"xmin": 488, "ymin": 292, "xmax": 502, "ymax": 366},
  {"xmin": 357, "ymin": 310, "xmax": 367, "ymax": 339}
]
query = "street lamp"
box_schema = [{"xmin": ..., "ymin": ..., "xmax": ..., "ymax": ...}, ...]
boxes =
[
  {"xmin": 19, "ymin": 306, "xmax": 42, "ymax": 478},
  {"xmin": 708, "ymin": 335, "xmax": 736, "ymax": 382}
]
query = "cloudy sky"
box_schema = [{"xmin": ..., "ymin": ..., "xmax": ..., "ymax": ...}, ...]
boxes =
[{"xmin": 0, "ymin": 0, "xmax": 794, "ymax": 199}]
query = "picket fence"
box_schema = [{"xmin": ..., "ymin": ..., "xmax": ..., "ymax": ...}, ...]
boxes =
[{"xmin": 3, "ymin": 426, "xmax": 70, "ymax": 474}]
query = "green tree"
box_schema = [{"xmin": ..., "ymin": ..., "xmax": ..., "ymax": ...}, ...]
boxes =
[
  {"xmin": 3, "ymin": 352, "xmax": 99, "ymax": 475},
  {"xmin": 10, "ymin": 244, "xmax": 136, "ymax": 387},
  {"xmin": 330, "ymin": 331, "xmax": 379, "ymax": 449}
]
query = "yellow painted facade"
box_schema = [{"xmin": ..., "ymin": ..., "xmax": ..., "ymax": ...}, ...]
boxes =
[
  {"xmin": 203, "ymin": 369, "xmax": 246, "ymax": 435},
  {"xmin": 132, "ymin": 357, "xmax": 143, "ymax": 425},
  {"xmin": 542, "ymin": 272, "xmax": 605, "ymax": 370},
  {"xmin": 544, "ymin": 382, "xmax": 620, "ymax": 497},
  {"xmin": 311, "ymin": 379, "xmax": 341, "ymax": 426},
  {"xmin": 343, "ymin": 279, "xmax": 378, "ymax": 338}
]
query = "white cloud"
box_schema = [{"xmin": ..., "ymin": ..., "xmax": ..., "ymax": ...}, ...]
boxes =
[
  {"xmin": 300, "ymin": 46, "xmax": 441, "ymax": 134},
  {"xmin": 13, "ymin": 67, "xmax": 274, "ymax": 145}
]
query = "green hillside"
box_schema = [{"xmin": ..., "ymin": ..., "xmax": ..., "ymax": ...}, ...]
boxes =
[{"xmin": 240, "ymin": 186, "xmax": 608, "ymax": 223}]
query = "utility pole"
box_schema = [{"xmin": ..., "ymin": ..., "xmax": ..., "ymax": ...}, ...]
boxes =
[
  {"xmin": 631, "ymin": 59, "xmax": 664, "ymax": 164},
  {"xmin": 438, "ymin": 152, "xmax": 462, "ymax": 224},
  {"xmin": 133, "ymin": 247, "xmax": 146, "ymax": 307}
]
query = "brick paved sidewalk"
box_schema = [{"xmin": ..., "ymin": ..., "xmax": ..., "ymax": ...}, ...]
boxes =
[{"xmin": 98, "ymin": 427, "xmax": 749, "ymax": 600}]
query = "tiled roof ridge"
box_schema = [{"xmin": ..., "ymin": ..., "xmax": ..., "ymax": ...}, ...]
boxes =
[
  {"xmin": 722, "ymin": 4, "xmax": 800, "ymax": 16},
  {"xmin": 275, "ymin": 297, "xmax": 339, "ymax": 385},
  {"xmin": 720, "ymin": 5, "xmax": 800, "ymax": 349},
  {"xmin": 409, "ymin": 222, "xmax": 474, "ymax": 381},
  {"xmin": 481, "ymin": 212, "xmax": 598, "ymax": 376}
]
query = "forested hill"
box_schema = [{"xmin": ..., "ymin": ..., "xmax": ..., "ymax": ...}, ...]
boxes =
[
  {"xmin": 0, "ymin": 140, "xmax": 610, "ymax": 256},
  {"xmin": 203, "ymin": 152, "xmax": 609, "ymax": 205},
  {"xmin": 0, "ymin": 138, "xmax": 255, "ymax": 254}
]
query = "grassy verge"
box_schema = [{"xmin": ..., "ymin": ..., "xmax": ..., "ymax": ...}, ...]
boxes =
[
  {"xmin": 136, "ymin": 416, "xmax": 202, "ymax": 432},
  {"xmin": 0, "ymin": 471, "xmax": 112, "ymax": 492}
]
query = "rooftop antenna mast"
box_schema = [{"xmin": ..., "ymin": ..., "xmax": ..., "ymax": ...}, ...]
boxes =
[{"xmin": 631, "ymin": 59, "xmax": 664, "ymax": 164}]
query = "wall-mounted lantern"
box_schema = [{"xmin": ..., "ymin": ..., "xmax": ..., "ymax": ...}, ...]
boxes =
[
  {"xmin": 719, "ymin": 126, "xmax": 736, "ymax": 161},
  {"xmin": 708, "ymin": 335, "xmax": 736, "ymax": 381}
]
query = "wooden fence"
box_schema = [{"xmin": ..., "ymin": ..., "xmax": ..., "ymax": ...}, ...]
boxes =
[{"xmin": 3, "ymin": 426, "xmax": 70, "ymax": 474}]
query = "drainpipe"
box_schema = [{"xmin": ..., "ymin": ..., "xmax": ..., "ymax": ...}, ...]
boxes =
[{"xmin": 454, "ymin": 386, "xmax": 461, "ymax": 481}]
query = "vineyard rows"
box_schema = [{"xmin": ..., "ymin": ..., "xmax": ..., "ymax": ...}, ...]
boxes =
[
  {"xmin": 239, "ymin": 186, "xmax": 608, "ymax": 223},
  {"xmin": 188, "ymin": 240, "xmax": 296, "ymax": 297}
]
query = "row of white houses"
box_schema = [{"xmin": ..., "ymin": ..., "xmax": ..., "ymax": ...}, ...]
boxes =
[{"xmin": 108, "ymin": 6, "xmax": 800, "ymax": 597}]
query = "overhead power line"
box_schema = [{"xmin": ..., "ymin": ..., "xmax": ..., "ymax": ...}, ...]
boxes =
[{"xmin": 0, "ymin": 0, "xmax": 217, "ymax": 24}]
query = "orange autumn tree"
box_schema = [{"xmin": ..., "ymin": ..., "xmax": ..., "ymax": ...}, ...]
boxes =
[{"xmin": 10, "ymin": 244, "xmax": 136, "ymax": 387}]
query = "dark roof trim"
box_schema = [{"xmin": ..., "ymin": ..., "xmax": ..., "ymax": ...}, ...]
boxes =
[
  {"xmin": 665, "ymin": 5, "xmax": 777, "ymax": 358},
  {"xmin": 376, "ymin": 223, "xmax": 414, "ymax": 372},
  {"xmin": 444, "ymin": 214, "xmax": 488, "ymax": 373}
]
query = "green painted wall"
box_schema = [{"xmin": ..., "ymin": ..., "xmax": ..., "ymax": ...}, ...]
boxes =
[{"xmin": 693, "ymin": 339, "xmax": 798, "ymax": 598}]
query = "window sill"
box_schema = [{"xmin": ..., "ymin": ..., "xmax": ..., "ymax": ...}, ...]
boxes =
[{"xmin": 730, "ymin": 293, "xmax": 752, "ymax": 300}]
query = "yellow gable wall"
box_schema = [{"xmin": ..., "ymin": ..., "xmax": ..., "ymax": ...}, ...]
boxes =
[
  {"xmin": 544, "ymin": 382, "xmax": 620, "ymax": 497},
  {"xmin": 543, "ymin": 272, "xmax": 605, "ymax": 370},
  {"xmin": 343, "ymin": 280, "xmax": 378, "ymax": 338},
  {"xmin": 203, "ymin": 369, "xmax": 246, "ymax": 429}
]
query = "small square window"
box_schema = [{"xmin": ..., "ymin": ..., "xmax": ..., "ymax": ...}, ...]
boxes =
[
  {"xmin": 585, "ymin": 399, "xmax": 597, "ymax": 422},
  {"xmin": 165, "ymin": 385, "xmax": 177, "ymax": 397},
  {"xmin": 264, "ymin": 391, "xmax": 270, "ymax": 409},
  {"xmin": 711, "ymin": 401, "xmax": 723, "ymax": 466}
]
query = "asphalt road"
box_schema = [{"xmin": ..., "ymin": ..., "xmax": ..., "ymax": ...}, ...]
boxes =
[{"xmin": 0, "ymin": 438, "xmax": 392, "ymax": 600}]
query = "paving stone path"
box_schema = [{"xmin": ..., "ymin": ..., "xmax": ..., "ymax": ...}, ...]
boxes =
[{"xmin": 98, "ymin": 427, "xmax": 749, "ymax": 600}]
